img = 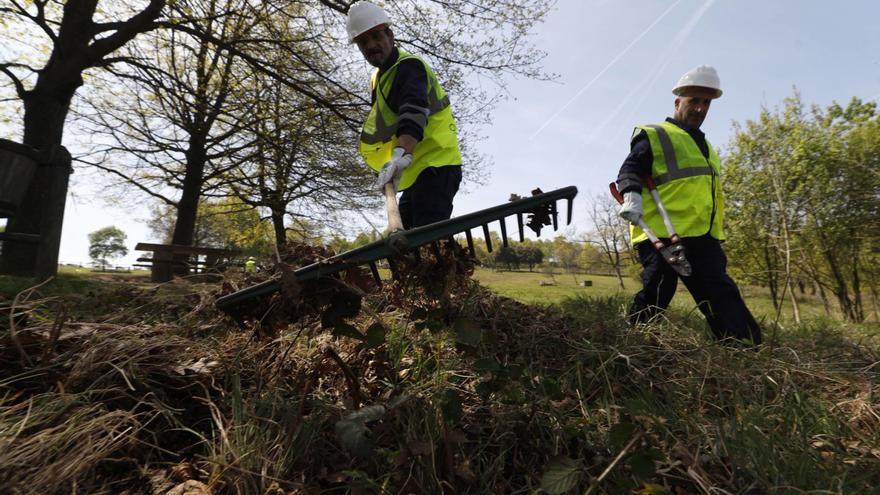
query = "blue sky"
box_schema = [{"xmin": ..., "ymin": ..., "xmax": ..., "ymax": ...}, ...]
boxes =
[
  {"xmin": 53, "ymin": 0, "xmax": 880, "ymax": 265},
  {"xmin": 465, "ymin": 0, "xmax": 880, "ymax": 219}
]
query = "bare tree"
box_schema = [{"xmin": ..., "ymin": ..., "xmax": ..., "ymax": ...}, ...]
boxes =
[
  {"xmin": 583, "ymin": 193, "xmax": 632, "ymax": 289},
  {"xmin": 219, "ymin": 70, "xmax": 375, "ymax": 249},
  {"xmin": 77, "ymin": 0, "xmax": 264, "ymax": 253}
]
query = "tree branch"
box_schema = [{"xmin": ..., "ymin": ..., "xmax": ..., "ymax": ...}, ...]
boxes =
[
  {"xmin": 85, "ymin": 0, "xmax": 166, "ymax": 64},
  {"xmin": 0, "ymin": 64, "xmax": 29, "ymax": 98},
  {"xmin": 317, "ymin": 0, "xmax": 351, "ymax": 15},
  {"xmin": 8, "ymin": 0, "xmax": 57, "ymax": 42}
]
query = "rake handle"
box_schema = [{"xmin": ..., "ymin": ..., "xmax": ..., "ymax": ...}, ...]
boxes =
[{"xmin": 384, "ymin": 182, "xmax": 404, "ymax": 232}]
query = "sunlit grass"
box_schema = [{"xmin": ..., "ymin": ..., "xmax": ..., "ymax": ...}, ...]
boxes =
[{"xmin": 473, "ymin": 267, "xmax": 848, "ymax": 325}]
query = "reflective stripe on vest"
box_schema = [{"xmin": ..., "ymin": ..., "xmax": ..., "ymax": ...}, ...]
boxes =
[
  {"xmin": 630, "ymin": 122, "xmax": 725, "ymax": 245},
  {"xmin": 359, "ymin": 48, "xmax": 462, "ymax": 191}
]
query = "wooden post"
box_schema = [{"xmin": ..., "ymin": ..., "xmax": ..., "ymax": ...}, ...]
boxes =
[
  {"xmin": 152, "ymin": 249, "xmax": 173, "ymax": 283},
  {"xmin": 0, "ymin": 143, "xmax": 71, "ymax": 279}
]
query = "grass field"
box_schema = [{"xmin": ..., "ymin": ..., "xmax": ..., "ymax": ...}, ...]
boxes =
[
  {"xmin": 473, "ymin": 267, "xmax": 847, "ymax": 324},
  {"xmin": 0, "ymin": 265, "xmax": 855, "ymax": 326}
]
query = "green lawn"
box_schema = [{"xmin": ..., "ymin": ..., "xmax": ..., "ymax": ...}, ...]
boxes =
[
  {"xmin": 1, "ymin": 267, "xmax": 149, "ymax": 302},
  {"xmin": 0, "ymin": 265, "xmax": 852, "ymax": 326},
  {"xmin": 472, "ymin": 267, "xmax": 635, "ymax": 305},
  {"xmin": 473, "ymin": 267, "xmax": 838, "ymax": 324}
]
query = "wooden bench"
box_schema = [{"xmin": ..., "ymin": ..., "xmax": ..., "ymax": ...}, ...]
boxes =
[{"xmin": 135, "ymin": 242, "xmax": 240, "ymax": 282}]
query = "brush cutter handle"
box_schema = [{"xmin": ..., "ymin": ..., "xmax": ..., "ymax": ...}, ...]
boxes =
[
  {"xmin": 640, "ymin": 174, "xmax": 681, "ymax": 240},
  {"xmin": 609, "ymin": 182, "xmax": 624, "ymax": 205},
  {"xmin": 611, "ymin": 182, "xmax": 663, "ymax": 246}
]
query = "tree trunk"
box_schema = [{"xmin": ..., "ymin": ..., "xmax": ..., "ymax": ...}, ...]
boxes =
[
  {"xmin": 850, "ymin": 239, "xmax": 864, "ymax": 322},
  {"xmin": 171, "ymin": 135, "xmax": 208, "ymax": 247},
  {"xmin": 763, "ymin": 244, "xmax": 779, "ymax": 311},
  {"xmin": 769, "ymin": 171, "xmax": 800, "ymax": 324},
  {"xmin": 271, "ymin": 208, "xmax": 287, "ymax": 250},
  {"xmin": 170, "ymin": 135, "xmax": 207, "ymax": 275},
  {"xmin": 820, "ymin": 234, "xmax": 856, "ymax": 321}
]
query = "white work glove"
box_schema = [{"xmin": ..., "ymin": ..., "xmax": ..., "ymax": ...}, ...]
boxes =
[
  {"xmin": 375, "ymin": 147, "xmax": 413, "ymax": 192},
  {"xmin": 618, "ymin": 191, "xmax": 643, "ymax": 224}
]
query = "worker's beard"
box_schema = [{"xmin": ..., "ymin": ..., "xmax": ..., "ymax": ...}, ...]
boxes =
[
  {"xmin": 366, "ymin": 50, "xmax": 385, "ymax": 67},
  {"xmin": 683, "ymin": 111, "xmax": 705, "ymax": 130}
]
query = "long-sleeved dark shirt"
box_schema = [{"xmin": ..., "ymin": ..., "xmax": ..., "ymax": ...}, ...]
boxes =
[
  {"xmin": 616, "ymin": 117, "xmax": 710, "ymax": 194},
  {"xmin": 372, "ymin": 47, "xmax": 429, "ymax": 141}
]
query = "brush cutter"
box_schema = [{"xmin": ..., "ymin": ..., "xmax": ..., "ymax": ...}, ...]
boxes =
[{"xmin": 610, "ymin": 176, "xmax": 692, "ymax": 277}]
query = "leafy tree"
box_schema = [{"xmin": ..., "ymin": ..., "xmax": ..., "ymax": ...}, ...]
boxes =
[
  {"xmin": 583, "ymin": 193, "xmax": 632, "ymax": 289},
  {"xmin": 467, "ymin": 231, "xmax": 502, "ymax": 267},
  {"xmin": 328, "ymin": 231, "xmax": 381, "ymax": 254},
  {"xmin": 550, "ymin": 235, "xmax": 581, "ymax": 273},
  {"xmin": 724, "ymin": 93, "xmax": 880, "ymax": 322},
  {"xmin": 575, "ymin": 241, "xmax": 610, "ymax": 274},
  {"xmin": 494, "ymin": 245, "xmax": 519, "ymax": 271},
  {"xmin": 515, "ymin": 245, "xmax": 544, "ymax": 271},
  {"xmin": 88, "ymin": 226, "xmax": 129, "ymax": 271},
  {"xmin": 147, "ymin": 198, "xmax": 274, "ymax": 257}
]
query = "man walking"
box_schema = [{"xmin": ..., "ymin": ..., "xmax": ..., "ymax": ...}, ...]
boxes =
[
  {"xmin": 347, "ymin": 1, "xmax": 463, "ymax": 229},
  {"xmin": 616, "ymin": 65, "xmax": 762, "ymax": 344}
]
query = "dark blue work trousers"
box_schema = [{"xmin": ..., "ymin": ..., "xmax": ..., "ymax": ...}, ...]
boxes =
[
  {"xmin": 398, "ymin": 165, "xmax": 462, "ymax": 229},
  {"xmin": 629, "ymin": 235, "xmax": 762, "ymax": 344}
]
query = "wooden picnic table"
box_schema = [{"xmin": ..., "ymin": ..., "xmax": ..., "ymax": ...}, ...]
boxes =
[{"xmin": 134, "ymin": 242, "xmax": 240, "ymax": 282}]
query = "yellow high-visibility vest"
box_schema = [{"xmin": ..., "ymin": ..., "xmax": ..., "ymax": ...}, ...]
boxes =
[
  {"xmin": 359, "ymin": 48, "xmax": 462, "ymax": 191},
  {"xmin": 630, "ymin": 121, "xmax": 725, "ymax": 245}
]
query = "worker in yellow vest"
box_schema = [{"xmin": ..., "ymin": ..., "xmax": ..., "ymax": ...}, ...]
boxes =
[
  {"xmin": 244, "ymin": 256, "xmax": 256, "ymax": 273},
  {"xmin": 347, "ymin": 1, "xmax": 463, "ymax": 228},
  {"xmin": 615, "ymin": 65, "xmax": 762, "ymax": 344}
]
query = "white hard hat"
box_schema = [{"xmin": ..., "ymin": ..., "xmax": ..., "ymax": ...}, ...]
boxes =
[
  {"xmin": 672, "ymin": 65, "xmax": 722, "ymax": 98},
  {"xmin": 346, "ymin": 1, "xmax": 391, "ymax": 43}
]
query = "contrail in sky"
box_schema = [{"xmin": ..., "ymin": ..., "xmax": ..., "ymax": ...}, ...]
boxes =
[
  {"xmin": 529, "ymin": 0, "xmax": 685, "ymax": 140},
  {"xmin": 588, "ymin": 0, "xmax": 718, "ymax": 144}
]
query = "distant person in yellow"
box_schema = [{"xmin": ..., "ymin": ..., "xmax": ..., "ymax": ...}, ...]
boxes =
[
  {"xmin": 347, "ymin": 1, "xmax": 463, "ymax": 228},
  {"xmin": 244, "ymin": 256, "xmax": 256, "ymax": 273},
  {"xmin": 615, "ymin": 65, "xmax": 762, "ymax": 344}
]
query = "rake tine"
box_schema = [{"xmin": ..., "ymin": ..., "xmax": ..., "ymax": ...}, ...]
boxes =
[
  {"xmin": 482, "ymin": 224, "xmax": 493, "ymax": 252},
  {"xmin": 230, "ymin": 310, "xmax": 246, "ymax": 329},
  {"xmin": 431, "ymin": 242, "xmax": 443, "ymax": 262},
  {"xmin": 465, "ymin": 229, "xmax": 476, "ymax": 257},
  {"xmin": 369, "ymin": 262, "xmax": 382, "ymax": 288},
  {"xmin": 387, "ymin": 257, "xmax": 400, "ymax": 281},
  {"xmin": 499, "ymin": 217, "xmax": 509, "ymax": 247},
  {"xmin": 516, "ymin": 213, "xmax": 525, "ymax": 242},
  {"xmin": 215, "ymin": 186, "xmax": 580, "ymax": 319},
  {"xmin": 566, "ymin": 197, "xmax": 574, "ymax": 225}
]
